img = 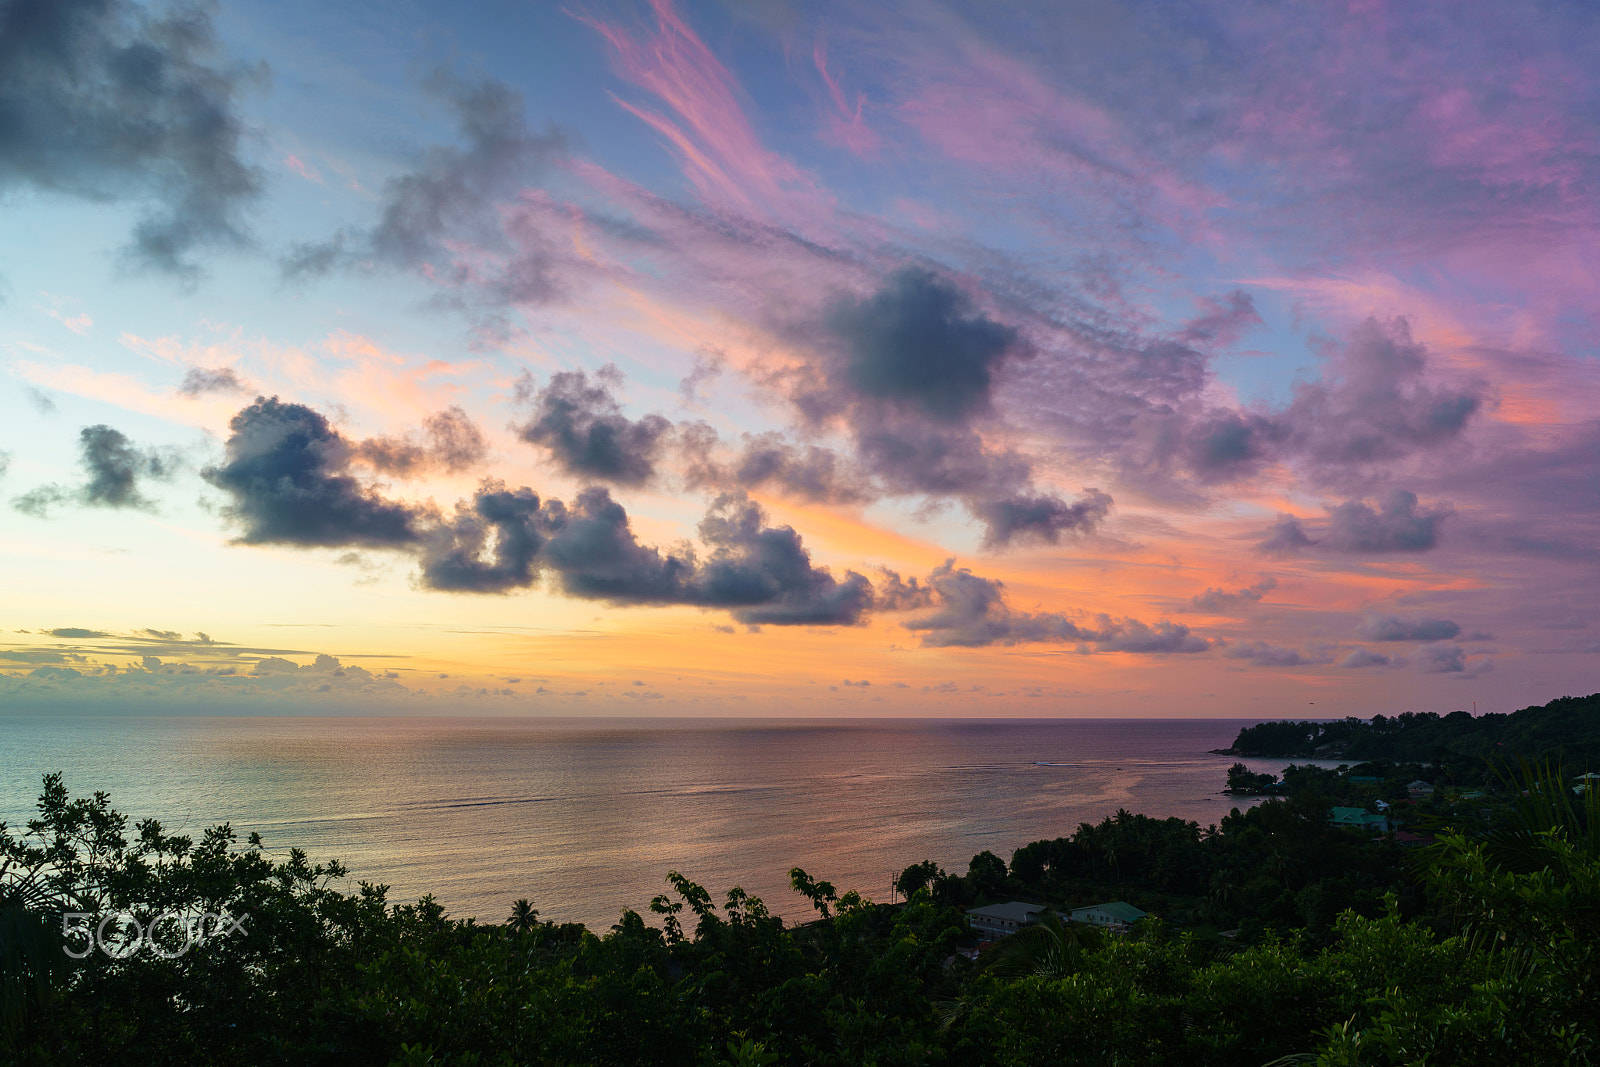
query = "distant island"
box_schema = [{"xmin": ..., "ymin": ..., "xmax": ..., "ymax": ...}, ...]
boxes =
[{"xmin": 1213, "ymin": 691, "xmax": 1600, "ymax": 785}]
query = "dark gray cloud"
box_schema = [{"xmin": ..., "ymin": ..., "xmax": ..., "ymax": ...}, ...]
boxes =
[
  {"xmin": 1407, "ymin": 402, "xmax": 1600, "ymax": 566},
  {"xmin": 537, "ymin": 486, "xmax": 697, "ymax": 602},
  {"xmin": 373, "ymin": 74, "xmax": 566, "ymax": 282},
  {"xmin": 678, "ymin": 349, "xmax": 723, "ymax": 404},
  {"xmin": 1415, "ymin": 642, "xmax": 1468, "ymax": 674},
  {"xmin": 0, "ymin": 628, "xmax": 326, "ymax": 689},
  {"xmin": 10, "ymin": 424, "xmax": 177, "ymax": 515},
  {"xmin": 850, "ymin": 416, "xmax": 1110, "ymax": 546},
  {"xmin": 1178, "ymin": 290, "xmax": 1262, "ymax": 347},
  {"xmin": 821, "ymin": 267, "xmax": 1024, "ymax": 424},
  {"xmin": 728, "ymin": 433, "xmax": 870, "ymax": 504},
  {"xmin": 679, "ymin": 417, "xmax": 1106, "ymax": 545},
  {"xmin": 1180, "ymin": 413, "xmax": 1288, "ymax": 483},
  {"xmin": 1255, "ymin": 490, "xmax": 1448, "ymax": 555},
  {"xmin": 0, "ymin": 648, "xmax": 78, "ymax": 664},
  {"xmin": 283, "ymin": 72, "xmax": 567, "ymax": 298},
  {"xmin": 418, "ymin": 480, "xmax": 547, "ymax": 593},
  {"xmin": 201, "ymin": 397, "xmax": 869, "ymax": 625},
  {"xmin": 970, "ymin": 489, "xmax": 1112, "ymax": 549},
  {"xmin": 10, "ymin": 485, "xmax": 67, "ymax": 517},
  {"xmin": 874, "ymin": 568, "xmax": 935, "ymax": 611},
  {"xmin": 203, "ymin": 397, "xmax": 426, "ymax": 547},
  {"xmin": 1109, "ymin": 318, "xmax": 1483, "ymax": 495},
  {"xmin": 803, "ymin": 270, "xmax": 1113, "ymax": 545},
  {"xmin": 692, "ymin": 492, "xmax": 873, "ymax": 625},
  {"xmin": 417, "ymin": 479, "xmax": 872, "ymax": 625},
  {"xmin": 1225, "ymin": 640, "xmax": 1331, "ymax": 667},
  {"xmin": 1094, "ymin": 618, "xmax": 1210, "ymax": 654},
  {"xmin": 1323, "ymin": 491, "xmax": 1449, "ymax": 552},
  {"xmin": 0, "ymin": 644, "xmax": 419, "ymax": 708},
  {"xmin": 1189, "ymin": 576, "xmax": 1276, "ymax": 614},
  {"xmin": 79, "ymin": 424, "xmax": 177, "ymax": 507},
  {"xmin": 515, "ymin": 368, "xmax": 670, "ymax": 485},
  {"xmin": 191, "ymin": 396, "xmax": 1158, "ymax": 635},
  {"xmin": 536, "ymin": 488, "xmax": 876, "ymax": 626},
  {"xmin": 901, "ymin": 560, "xmax": 1210, "ymax": 651},
  {"xmin": 357, "ymin": 405, "xmax": 488, "ymax": 475},
  {"xmin": 534, "ymin": 350, "xmax": 1108, "ymax": 547},
  {"xmin": 176, "ymin": 366, "xmax": 249, "ymax": 397},
  {"xmin": 675, "ymin": 420, "xmax": 727, "ymax": 492},
  {"xmin": 0, "ymin": 0, "xmax": 263, "ymax": 277},
  {"xmin": 1281, "ymin": 319, "xmax": 1482, "ymax": 473},
  {"xmin": 25, "ymin": 388, "xmax": 56, "ymax": 415},
  {"xmin": 420, "ymin": 406, "xmax": 489, "ymax": 471},
  {"xmin": 1255, "ymin": 514, "xmax": 1315, "ymax": 556},
  {"xmin": 903, "ymin": 561, "xmax": 1089, "ymax": 647},
  {"xmin": 1359, "ymin": 613, "xmax": 1462, "ymax": 642},
  {"xmin": 848, "ymin": 417, "xmax": 1026, "ymax": 497},
  {"xmin": 1340, "ymin": 648, "xmax": 1396, "ymax": 668}
]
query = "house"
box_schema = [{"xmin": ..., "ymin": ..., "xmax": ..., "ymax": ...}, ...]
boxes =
[
  {"xmin": 965, "ymin": 901, "xmax": 1048, "ymax": 939},
  {"xmin": 1329, "ymin": 807, "xmax": 1390, "ymax": 832},
  {"xmin": 1068, "ymin": 901, "xmax": 1148, "ymax": 928},
  {"xmin": 1347, "ymin": 775, "xmax": 1383, "ymax": 786},
  {"xmin": 1407, "ymin": 780, "xmax": 1434, "ymax": 798}
]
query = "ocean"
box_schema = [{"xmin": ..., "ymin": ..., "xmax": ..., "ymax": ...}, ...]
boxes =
[{"xmin": 0, "ymin": 716, "xmax": 1286, "ymax": 929}]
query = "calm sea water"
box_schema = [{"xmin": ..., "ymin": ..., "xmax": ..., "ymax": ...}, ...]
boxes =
[{"xmin": 0, "ymin": 717, "xmax": 1285, "ymax": 929}]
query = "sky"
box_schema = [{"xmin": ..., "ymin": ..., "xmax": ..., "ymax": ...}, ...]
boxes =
[{"xmin": 2, "ymin": 0, "xmax": 1598, "ymax": 718}]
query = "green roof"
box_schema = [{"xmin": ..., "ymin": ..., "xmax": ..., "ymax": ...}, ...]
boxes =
[
  {"xmin": 1072, "ymin": 901, "xmax": 1147, "ymax": 922},
  {"xmin": 1330, "ymin": 807, "xmax": 1387, "ymax": 826}
]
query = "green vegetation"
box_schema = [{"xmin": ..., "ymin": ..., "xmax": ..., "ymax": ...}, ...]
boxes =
[
  {"xmin": 4, "ymin": 709, "xmax": 1599, "ymax": 1064},
  {"xmin": 1221, "ymin": 692, "xmax": 1600, "ymax": 784},
  {"xmin": 1225, "ymin": 762, "xmax": 1279, "ymax": 794}
]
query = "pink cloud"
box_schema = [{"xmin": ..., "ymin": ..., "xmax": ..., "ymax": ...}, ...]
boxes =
[
  {"xmin": 283, "ymin": 154, "xmax": 323, "ymax": 184},
  {"xmin": 579, "ymin": 0, "xmax": 828, "ymax": 225},
  {"xmin": 883, "ymin": 22, "xmax": 1222, "ymax": 256},
  {"xmin": 812, "ymin": 38, "xmax": 878, "ymax": 157}
]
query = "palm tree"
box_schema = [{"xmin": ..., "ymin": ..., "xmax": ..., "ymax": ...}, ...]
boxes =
[
  {"xmin": 977, "ymin": 910, "xmax": 1103, "ymax": 980},
  {"xmin": 1481, "ymin": 759, "xmax": 1600, "ymax": 872},
  {"xmin": 1, "ymin": 894, "xmax": 66, "ymax": 1053},
  {"xmin": 507, "ymin": 898, "xmax": 539, "ymax": 933}
]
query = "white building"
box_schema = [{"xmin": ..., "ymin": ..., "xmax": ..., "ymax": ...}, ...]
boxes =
[{"xmin": 966, "ymin": 901, "xmax": 1048, "ymax": 939}]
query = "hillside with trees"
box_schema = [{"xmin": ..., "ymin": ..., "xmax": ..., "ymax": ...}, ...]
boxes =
[
  {"xmin": 4, "ymin": 752, "xmax": 1599, "ymax": 1065},
  {"xmin": 1219, "ymin": 692, "xmax": 1600, "ymax": 782}
]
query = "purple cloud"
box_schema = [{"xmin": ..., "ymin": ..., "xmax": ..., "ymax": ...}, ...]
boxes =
[{"xmin": 1359, "ymin": 614, "xmax": 1462, "ymax": 642}]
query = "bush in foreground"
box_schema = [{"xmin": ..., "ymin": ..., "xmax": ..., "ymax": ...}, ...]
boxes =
[{"xmin": 2, "ymin": 770, "xmax": 1596, "ymax": 1065}]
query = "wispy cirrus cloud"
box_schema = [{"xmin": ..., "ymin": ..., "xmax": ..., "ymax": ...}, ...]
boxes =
[{"xmin": 580, "ymin": 0, "xmax": 826, "ymax": 222}]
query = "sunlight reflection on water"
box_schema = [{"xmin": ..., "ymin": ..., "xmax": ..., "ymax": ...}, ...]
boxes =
[{"xmin": 1, "ymin": 716, "xmax": 1287, "ymax": 928}]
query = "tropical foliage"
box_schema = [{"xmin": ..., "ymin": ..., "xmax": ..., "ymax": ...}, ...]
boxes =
[
  {"xmin": 1, "ymin": 759, "xmax": 1596, "ymax": 1065},
  {"xmin": 1223, "ymin": 692, "xmax": 1600, "ymax": 779}
]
